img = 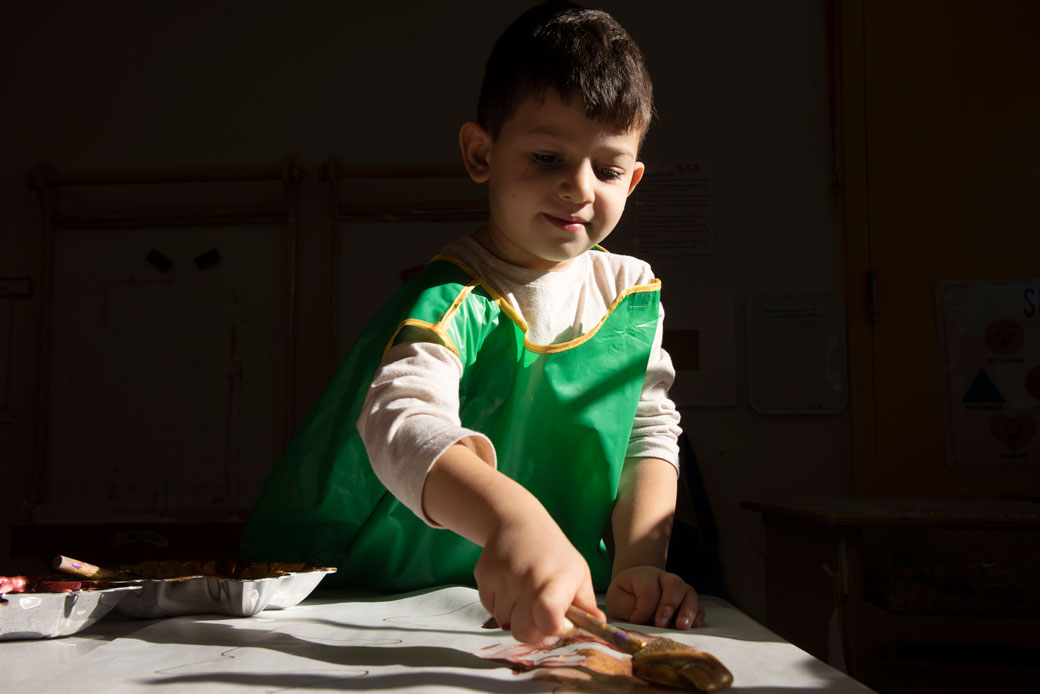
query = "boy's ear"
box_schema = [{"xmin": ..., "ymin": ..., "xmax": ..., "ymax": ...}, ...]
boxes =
[
  {"xmin": 627, "ymin": 162, "xmax": 646, "ymax": 196},
  {"xmin": 459, "ymin": 121, "xmax": 492, "ymax": 183}
]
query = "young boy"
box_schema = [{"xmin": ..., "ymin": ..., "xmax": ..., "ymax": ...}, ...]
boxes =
[{"xmin": 241, "ymin": 1, "xmax": 704, "ymax": 645}]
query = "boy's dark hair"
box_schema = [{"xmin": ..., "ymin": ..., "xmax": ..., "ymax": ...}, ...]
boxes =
[{"xmin": 477, "ymin": 1, "xmax": 654, "ymax": 141}]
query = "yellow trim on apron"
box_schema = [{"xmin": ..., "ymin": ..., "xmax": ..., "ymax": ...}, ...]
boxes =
[{"xmin": 427, "ymin": 253, "xmax": 662, "ymax": 354}]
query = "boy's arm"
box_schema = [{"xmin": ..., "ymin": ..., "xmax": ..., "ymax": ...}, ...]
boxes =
[
  {"xmin": 421, "ymin": 442, "xmax": 605, "ymax": 644},
  {"xmin": 608, "ymin": 456, "xmax": 704, "ymax": 629}
]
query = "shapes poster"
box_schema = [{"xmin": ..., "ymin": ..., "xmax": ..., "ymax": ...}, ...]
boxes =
[{"xmin": 937, "ymin": 279, "xmax": 1040, "ymax": 471}]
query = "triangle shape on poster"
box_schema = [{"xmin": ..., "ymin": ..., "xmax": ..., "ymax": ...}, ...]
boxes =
[{"xmin": 961, "ymin": 369, "xmax": 1005, "ymax": 404}]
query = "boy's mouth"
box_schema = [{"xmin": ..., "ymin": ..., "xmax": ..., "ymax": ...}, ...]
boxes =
[{"xmin": 543, "ymin": 213, "xmax": 588, "ymax": 233}]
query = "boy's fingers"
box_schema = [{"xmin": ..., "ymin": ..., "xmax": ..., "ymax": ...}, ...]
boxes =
[
  {"xmin": 478, "ymin": 584, "xmax": 497, "ymax": 625},
  {"xmin": 528, "ymin": 573, "xmax": 601, "ymax": 643},
  {"xmin": 676, "ymin": 588, "xmax": 704, "ymax": 629},
  {"xmin": 606, "ymin": 578, "xmax": 636, "ymax": 620},
  {"xmin": 529, "ymin": 586, "xmax": 567, "ymax": 639},
  {"xmin": 655, "ymin": 573, "xmax": 691, "ymax": 627},
  {"xmin": 492, "ymin": 590, "xmax": 518, "ymax": 633},
  {"xmin": 628, "ymin": 571, "xmax": 663, "ymax": 625},
  {"xmin": 510, "ymin": 603, "xmax": 542, "ymax": 644},
  {"xmin": 573, "ymin": 575, "xmax": 605, "ymax": 622}
]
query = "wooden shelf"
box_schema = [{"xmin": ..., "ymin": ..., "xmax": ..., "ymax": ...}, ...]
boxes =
[
  {"xmin": 863, "ymin": 602, "xmax": 1040, "ymax": 647},
  {"xmin": 745, "ymin": 496, "xmax": 1040, "ymax": 690},
  {"xmin": 742, "ymin": 497, "xmax": 1040, "ymax": 529}
]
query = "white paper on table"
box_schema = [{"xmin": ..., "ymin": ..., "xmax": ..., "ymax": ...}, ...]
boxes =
[{"xmin": 6, "ymin": 586, "xmax": 874, "ymax": 693}]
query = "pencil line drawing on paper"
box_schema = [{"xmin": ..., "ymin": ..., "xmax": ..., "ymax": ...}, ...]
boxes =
[{"xmin": 380, "ymin": 599, "xmax": 484, "ymax": 628}]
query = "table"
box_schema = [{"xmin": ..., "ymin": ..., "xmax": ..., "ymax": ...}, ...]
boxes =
[
  {"xmin": 3, "ymin": 585, "xmax": 874, "ymax": 693},
  {"xmin": 741, "ymin": 497, "xmax": 1040, "ymax": 694}
]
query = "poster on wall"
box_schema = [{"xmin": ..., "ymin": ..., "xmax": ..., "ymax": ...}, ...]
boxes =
[
  {"xmin": 937, "ymin": 279, "xmax": 1040, "ymax": 471},
  {"xmin": 746, "ymin": 294, "xmax": 847, "ymax": 415},
  {"xmin": 633, "ymin": 162, "xmax": 714, "ymax": 257}
]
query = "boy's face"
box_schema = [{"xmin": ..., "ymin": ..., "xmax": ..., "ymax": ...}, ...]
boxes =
[{"xmin": 466, "ymin": 90, "xmax": 645, "ymax": 271}]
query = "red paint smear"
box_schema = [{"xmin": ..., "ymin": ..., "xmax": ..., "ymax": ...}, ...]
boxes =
[{"xmin": 0, "ymin": 575, "xmax": 110, "ymax": 596}]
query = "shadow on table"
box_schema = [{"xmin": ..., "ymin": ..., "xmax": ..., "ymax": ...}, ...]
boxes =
[
  {"xmin": 139, "ymin": 670, "xmax": 549, "ymax": 692},
  {"xmin": 125, "ymin": 617, "xmax": 500, "ymax": 667},
  {"xmin": 140, "ymin": 669, "xmax": 869, "ymax": 694},
  {"xmin": 124, "ymin": 618, "xmax": 870, "ymax": 693}
]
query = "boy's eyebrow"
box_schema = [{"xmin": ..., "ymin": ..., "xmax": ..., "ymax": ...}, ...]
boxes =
[{"xmin": 524, "ymin": 126, "xmax": 638, "ymax": 158}]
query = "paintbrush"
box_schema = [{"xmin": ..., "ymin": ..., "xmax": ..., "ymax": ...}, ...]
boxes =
[
  {"xmin": 566, "ymin": 605, "xmax": 733, "ymax": 692},
  {"xmin": 53, "ymin": 555, "xmax": 133, "ymax": 581}
]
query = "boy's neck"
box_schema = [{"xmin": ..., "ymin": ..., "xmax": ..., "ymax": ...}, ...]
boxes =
[{"xmin": 470, "ymin": 226, "xmax": 579, "ymax": 272}]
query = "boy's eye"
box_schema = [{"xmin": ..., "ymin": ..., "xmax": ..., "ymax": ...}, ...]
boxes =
[
  {"xmin": 531, "ymin": 152, "xmax": 561, "ymax": 167},
  {"xmin": 596, "ymin": 167, "xmax": 624, "ymax": 181}
]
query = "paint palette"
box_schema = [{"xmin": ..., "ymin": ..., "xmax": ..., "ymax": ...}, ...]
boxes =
[
  {"xmin": 0, "ymin": 581, "xmax": 140, "ymax": 641},
  {"xmin": 110, "ymin": 562, "xmax": 336, "ymax": 619}
]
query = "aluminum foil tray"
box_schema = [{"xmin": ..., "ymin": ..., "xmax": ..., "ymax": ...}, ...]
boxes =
[
  {"xmin": 0, "ymin": 585, "xmax": 139, "ymax": 641},
  {"xmin": 265, "ymin": 567, "xmax": 337, "ymax": 610},
  {"xmin": 112, "ymin": 563, "xmax": 336, "ymax": 619}
]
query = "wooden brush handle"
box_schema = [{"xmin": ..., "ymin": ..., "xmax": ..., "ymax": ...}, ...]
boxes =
[
  {"xmin": 565, "ymin": 605, "xmax": 648, "ymax": 655},
  {"xmin": 53, "ymin": 555, "xmax": 129, "ymax": 580}
]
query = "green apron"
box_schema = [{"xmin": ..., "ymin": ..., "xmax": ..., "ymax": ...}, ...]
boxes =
[{"xmin": 240, "ymin": 253, "xmax": 661, "ymax": 591}]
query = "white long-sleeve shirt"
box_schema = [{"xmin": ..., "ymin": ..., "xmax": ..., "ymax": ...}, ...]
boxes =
[{"xmin": 356, "ymin": 236, "xmax": 682, "ymax": 524}]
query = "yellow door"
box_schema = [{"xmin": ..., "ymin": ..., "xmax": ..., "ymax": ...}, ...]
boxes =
[{"xmin": 841, "ymin": 0, "xmax": 1040, "ymax": 496}]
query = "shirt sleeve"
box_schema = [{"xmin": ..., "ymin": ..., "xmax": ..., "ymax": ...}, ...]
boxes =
[
  {"xmin": 356, "ymin": 341, "xmax": 497, "ymax": 526},
  {"xmin": 625, "ymin": 302, "xmax": 682, "ymax": 473}
]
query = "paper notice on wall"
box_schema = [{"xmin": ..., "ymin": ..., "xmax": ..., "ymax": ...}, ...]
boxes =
[
  {"xmin": 746, "ymin": 294, "xmax": 847, "ymax": 415},
  {"xmin": 634, "ymin": 162, "xmax": 714, "ymax": 256},
  {"xmin": 937, "ymin": 279, "xmax": 1040, "ymax": 471}
]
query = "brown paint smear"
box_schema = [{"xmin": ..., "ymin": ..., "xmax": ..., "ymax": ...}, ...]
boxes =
[{"xmin": 480, "ymin": 633, "xmax": 677, "ymax": 693}]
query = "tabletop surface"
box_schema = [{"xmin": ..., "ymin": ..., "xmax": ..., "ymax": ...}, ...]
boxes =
[{"xmin": 3, "ymin": 585, "xmax": 875, "ymax": 693}]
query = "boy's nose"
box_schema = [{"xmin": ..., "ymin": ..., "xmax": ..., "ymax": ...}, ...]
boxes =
[{"xmin": 558, "ymin": 163, "xmax": 595, "ymax": 204}]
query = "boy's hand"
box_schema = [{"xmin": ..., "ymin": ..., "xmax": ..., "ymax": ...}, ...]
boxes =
[
  {"xmin": 475, "ymin": 510, "xmax": 603, "ymax": 645},
  {"xmin": 421, "ymin": 441, "xmax": 604, "ymax": 645},
  {"xmin": 606, "ymin": 565, "xmax": 704, "ymax": 629}
]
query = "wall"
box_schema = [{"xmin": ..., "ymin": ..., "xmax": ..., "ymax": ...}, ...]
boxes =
[{"xmin": 0, "ymin": 0, "xmax": 846, "ymax": 622}]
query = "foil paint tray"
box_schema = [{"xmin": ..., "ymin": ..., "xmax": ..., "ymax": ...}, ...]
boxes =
[
  {"xmin": 0, "ymin": 585, "xmax": 140, "ymax": 641},
  {"xmin": 113, "ymin": 564, "xmax": 336, "ymax": 619}
]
